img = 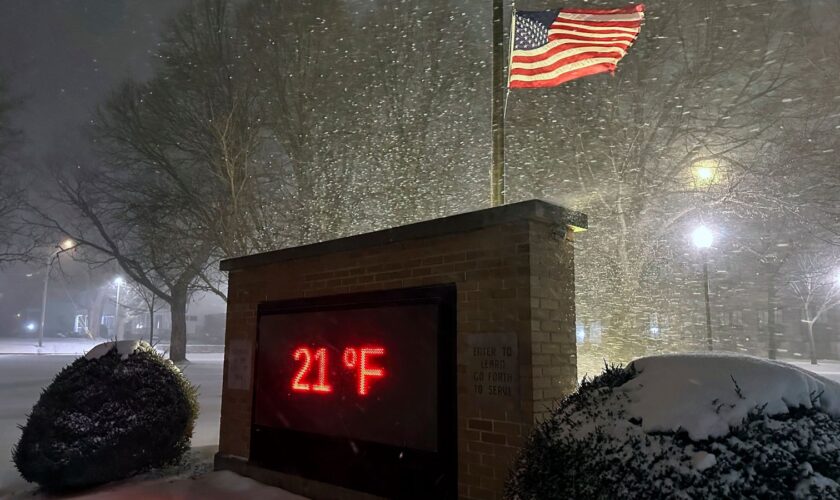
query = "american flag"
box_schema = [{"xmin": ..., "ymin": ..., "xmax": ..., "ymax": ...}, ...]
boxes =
[{"xmin": 508, "ymin": 4, "xmax": 644, "ymax": 89}]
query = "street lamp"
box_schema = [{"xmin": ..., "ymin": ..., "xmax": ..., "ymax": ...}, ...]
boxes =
[
  {"xmin": 691, "ymin": 226, "xmax": 715, "ymax": 351},
  {"xmin": 691, "ymin": 160, "xmax": 719, "ymax": 188},
  {"xmin": 691, "ymin": 226, "xmax": 714, "ymax": 249},
  {"xmin": 113, "ymin": 276, "xmax": 124, "ymax": 341},
  {"xmin": 38, "ymin": 238, "xmax": 77, "ymax": 347}
]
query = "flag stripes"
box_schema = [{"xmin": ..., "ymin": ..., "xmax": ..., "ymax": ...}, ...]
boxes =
[{"xmin": 509, "ymin": 4, "xmax": 644, "ymax": 88}]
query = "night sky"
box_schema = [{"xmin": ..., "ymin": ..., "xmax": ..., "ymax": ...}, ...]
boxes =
[{"xmin": 0, "ymin": 0, "xmax": 189, "ymax": 160}]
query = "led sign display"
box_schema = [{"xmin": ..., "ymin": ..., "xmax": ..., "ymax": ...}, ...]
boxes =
[
  {"xmin": 250, "ymin": 285, "xmax": 457, "ymax": 499},
  {"xmin": 254, "ymin": 303, "xmax": 439, "ymax": 451}
]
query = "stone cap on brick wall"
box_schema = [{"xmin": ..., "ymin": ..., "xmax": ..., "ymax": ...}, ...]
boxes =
[{"xmin": 220, "ymin": 199, "xmax": 587, "ymax": 271}]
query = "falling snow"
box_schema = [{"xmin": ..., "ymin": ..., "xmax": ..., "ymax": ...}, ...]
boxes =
[{"xmin": 0, "ymin": 0, "xmax": 840, "ymax": 495}]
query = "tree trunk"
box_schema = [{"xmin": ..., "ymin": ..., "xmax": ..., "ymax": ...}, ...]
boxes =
[
  {"xmin": 88, "ymin": 287, "xmax": 108, "ymax": 338},
  {"xmin": 807, "ymin": 321, "xmax": 818, "ymax": 365},
  {"xmin": 148, "ymin": 298, "xmax": 156, "ymax": 345},
  {"xmin": 169, "ymin": 287, "xmax": 188, "ymax": 362},
  {"xmin": 766, "ymin": 279, "xmax": 777, "ymax": 360},
  {"xmin": 116, "ymin": 315, "xmax": 125, "ymax": 341}
]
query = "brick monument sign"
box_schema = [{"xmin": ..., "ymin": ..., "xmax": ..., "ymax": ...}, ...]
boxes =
[{"xmin": 215, "ymin": 199, "xmax": 586, "ymax": 499}]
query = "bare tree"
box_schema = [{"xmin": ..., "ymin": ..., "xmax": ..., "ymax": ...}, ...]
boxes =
[
  {"xmin": 93, "ymin": 0, "xmax": 276, "ymax": 260},
  {"xmin": 733, "ymin": 231, "xmax": 796, "ymax": 360},
  {"xmin": 30, "ymin": 0, "xmax": 282, "ymax": 361},
  {"xmin": 0, "ymin": 72, "xmax": 31, "ymax": 264},
  {"xmin": 508, "ymin": 0, "xmax": 839, "ymax": 370},
  {"xmin": 787, "ymin": 254, "xmax": 840, "ymax": 365},
  {"xmin": 238, "ymin": 0, "xmax": 491, "ymax": 243},
  {"xmin": 29, "ymin": 163, "xmax": 217, "ymax": 361},
  {"xmin": 348, "ymin": 0, "xmax": 489, "ymax": 226},
  {"xmin": 717, "ymin": 2, "xmax": 840, "ymax": 359},
  {"xmin": 121, "ymin": 278, "xmax": 166, "ymax": 345},
  {"xmin": 238, "ymin": 0, "xmax": 390, "ymax": 244}
]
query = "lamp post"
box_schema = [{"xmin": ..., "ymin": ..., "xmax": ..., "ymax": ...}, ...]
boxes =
[
  {"xmin": 38, "ymin": 238, "xmax": 76, "ymax": 347},
  {"xmin": 113, "ymin": 276, "xmax": 124, "ymax": 341},
  {"xmin": 691, "ymin": 226, "xmax": 714, "ymax": 351}
]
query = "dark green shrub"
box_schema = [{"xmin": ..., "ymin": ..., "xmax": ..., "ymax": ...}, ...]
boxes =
[{"xmin": 13, "ymin": 341, "xmax": 198, "ymax": 491}]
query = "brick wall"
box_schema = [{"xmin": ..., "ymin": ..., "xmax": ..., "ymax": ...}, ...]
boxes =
[{"xmin": 217, "ymin": 202, "xmax": 581, "ymax": 500}]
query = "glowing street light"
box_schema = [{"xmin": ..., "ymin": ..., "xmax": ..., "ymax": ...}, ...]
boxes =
[
  {"xmin": 691, "ymin": 226, "xmax": 715, "ymax": 351},
  {"xmin": 59, "ymin": 238, "xmax": 76, "ymax": 251},
  {"xmin": 691, "ymin": 225, "xmax": 714, "ymax": 249},
  {"xmin": 691, "ymin": 160, "xmax": 719, "ymax": 187},
  {"xmin": 39, "ymin": 238, "xmax": 77, "ymax": 347}
]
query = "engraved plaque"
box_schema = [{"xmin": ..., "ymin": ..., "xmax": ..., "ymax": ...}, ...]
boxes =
[
  {"xmin": 465, "ymin": 333, "xmax": 519, "ymax": 404},
  {"xmin": 226, "ymin": 339, "xmax": 253, "ymax": 391}
]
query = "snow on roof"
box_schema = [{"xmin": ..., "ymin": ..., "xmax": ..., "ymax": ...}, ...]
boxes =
[
  {"xmin": 622, "ymin": 353, "xmax": 840, "ymax": 440},
  {"xmin": 84, "ymin": 340, "xmax": 150, "ymax": 361}
]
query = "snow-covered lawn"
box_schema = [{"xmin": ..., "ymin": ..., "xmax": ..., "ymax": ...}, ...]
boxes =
[
  {"xmin": 787, "ymin": 359, "xmax": 840, "ymax": 377},
  {"xmin": 0, "ymin": 338, "xmax": 103, "ymax": 356},
  {"xmin": 0, "ymin": 338, "xmax": 224, "ymax": 359}
]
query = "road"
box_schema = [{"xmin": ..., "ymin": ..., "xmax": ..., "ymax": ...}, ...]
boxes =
[{"xmin": 0, "ymin": 353, "xmax": 223, "ymax": 493}]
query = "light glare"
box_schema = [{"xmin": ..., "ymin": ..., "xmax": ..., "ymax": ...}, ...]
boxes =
[
  {"xmin": 695, "ymin": 166, "xmax": 714, "ymax": 180},
  {"xmin": 691, "ymin": 160, "xmax": 719, "ymax": 187},
  {"xmin": 59, "ymin": 238, "xmax": 76, "ymax": 251},
  {"xmin": 691, "ymin": 226, "xmax": 714, "ymax": 249}
]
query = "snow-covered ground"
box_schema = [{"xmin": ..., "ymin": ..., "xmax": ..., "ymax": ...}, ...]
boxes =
[
  {"xmin": 0, "ymin": 337, "xmax": 223, "ymax": 357},
  {"xmin": 57, "ymin": 469, "xmax": 306, "ymax": 500},
  {"xmin": 0, "ymin": 338, "xmax": 103, "ymax": 356},
  {"xmin": 6, "ymin": 445, "xmax": 305, "ymax": 500},
  {"xmin": 3, "ymin": 347, "xmax": 840, "ymax": 498},
  {"xmin": 788, "ymin": 359, "xmax": 840, "ymax": 377},
  {"xmin": 3, "ymin": 445, "xmax": 305, "ymax": 499}
]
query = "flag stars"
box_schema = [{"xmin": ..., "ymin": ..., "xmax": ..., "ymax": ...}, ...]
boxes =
[{"xmin": 514, "ymin": 11, "xmax": 556, "ymax": 50}]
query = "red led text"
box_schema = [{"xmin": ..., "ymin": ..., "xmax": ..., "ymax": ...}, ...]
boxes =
[
  {"xmin": 291, "ymin": 347, "xmax": 333, "ymax": 393},
  {"xmin": 291, "ymin": 345, "xmax": 386, "ymax": 396}
]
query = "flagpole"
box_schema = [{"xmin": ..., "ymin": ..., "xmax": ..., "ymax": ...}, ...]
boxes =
[{"xmin": 490, "ymin": 0, "xmax": 506, "ymax": 207}]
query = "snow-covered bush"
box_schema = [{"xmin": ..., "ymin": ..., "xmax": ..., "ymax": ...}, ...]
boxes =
[
  {"xmin": 13, "ymin": 341, "xmax": 198, "ymax": 491},
  {"xmin": 507, "ymin": 354, "xmax": 840, "ymax": 499}
]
